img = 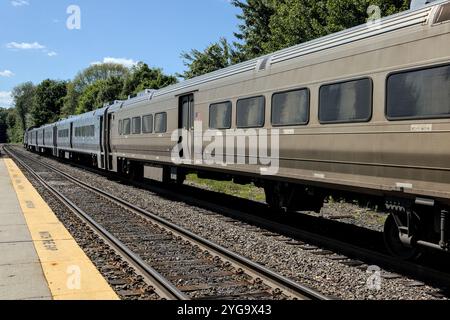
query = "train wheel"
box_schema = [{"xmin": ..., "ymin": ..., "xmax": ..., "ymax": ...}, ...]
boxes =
[{"xmin": 383, "ymin": 214, "xmax": 421, "ymax": 260}]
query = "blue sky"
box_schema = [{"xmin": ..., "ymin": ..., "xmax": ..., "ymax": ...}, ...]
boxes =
[{"xmin": 0, "ymin": 0, "xmax": 240, "ymax": 107}]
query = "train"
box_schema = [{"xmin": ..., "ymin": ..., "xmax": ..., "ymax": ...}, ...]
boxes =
[{"xmin": 24, "ymin": 0, "xmax": 450, "ymax": 259}]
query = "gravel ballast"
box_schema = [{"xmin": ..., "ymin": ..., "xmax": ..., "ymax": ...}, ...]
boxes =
[{"xmin": 11, "ymin": 148, "xmax": 448, "ymax": 300}]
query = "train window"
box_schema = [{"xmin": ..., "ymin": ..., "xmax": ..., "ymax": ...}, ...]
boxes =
[
  {"xmin": 118, "ymin": 120, "xmax": 122, "ymax": 135},
  {"xmin": 142, "ymin": 115, "xmax": 153, "ymax": 133},
  {"xmin": 123, "ymin": 119, "xmax": 131, "ymax": 135},
  {"xmin": 319, "ymin": 78, "xmax": 372, "ymax": 123},
  {"xmin": 209, "ymin": 102, "xmax": 232, "ymax": 129},
  {"xmin": 236, "ymin": 96, "xmax": 265, "ymax": 128},
  {"xmin": 387, "ymin": 64, "xmax": 450, "ymax": 120},
  {"xmin": 58, "ymin": 129, "xmax": 69, "ymax": 138},
  {"xmin": 155, "ymin": 113, "xmax": 167, "ymax": 133},
  {"xmin": 271, "ymin": 89, "xmax": 309, "ymax": 126},
  {"xmin": 132, "ymin": 117, "xmax": 141, "ymax": 134}
]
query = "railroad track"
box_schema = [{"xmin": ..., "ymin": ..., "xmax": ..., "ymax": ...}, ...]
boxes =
[
  {"xmin": 9, "ymin": 145, "xmax": 450, "ymax": 293},
  {"xmin": 4, "ymin": 146, "xmax": 328, "ymax": 301}
]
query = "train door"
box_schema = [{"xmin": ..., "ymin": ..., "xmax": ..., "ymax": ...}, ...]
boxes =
[
  {"xmin": 53, "ymin": 126, "xmax": 57, "ymax": 147},
  {"xmin": 69, "ymin": 122, "xmax": 73, "ymax": 149},
  {"xmin": 99, "ymin": 116, "xmax": 104, "ymax": 168},
  {"xmin": 53, "ymin": 126, "xmax": 57, "ymax": 156},
  {"xmin": 104, "ymin": 112, "xmax": 113, "ymax": 170},
  {"xmin": 178, "ymin": 94, "xmax": 195, "ymax": 162}
]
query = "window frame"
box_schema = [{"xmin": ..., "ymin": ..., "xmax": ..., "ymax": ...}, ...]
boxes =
[
  {"xmin": 385, "ymin": 63, "xmax": 450, "ymax": 121},
  {"xmin": 132, "ymin": 116, "xmax": 142, "ymax": 135},
  {"xmin": 123, "ymin": 118, "xmax": 131, "ymax": 135},
  {"xmin": 271, "ymin": 88, "xmax": 310, "ymax": 127},
  {"xmin": 154, "ymin": 112, "xmax": 167, "ymax": 134},
  {"xmin": 209, "ymin": 101, "xmax": 233, "ymax": 129},
  {"xmin": 236, "ymin": 95, "xmax": 266, "ymax": 129},
  {"xmin": 318, "ymin": 77, "xmax": 373, "ymax": 125},
  {"xmin": 142, "ymin": 114, "xmax": 154, "ymax": 134}
]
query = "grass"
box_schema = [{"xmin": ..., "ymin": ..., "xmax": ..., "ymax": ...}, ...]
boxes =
[{"xmin": 185, "ymin": 174, "xmax": 266, "ymax": 202}]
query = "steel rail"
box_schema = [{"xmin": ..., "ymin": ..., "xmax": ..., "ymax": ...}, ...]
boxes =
[
  {"xmin": 5, "ymin": 146, "xmax": 329, "ymax": 300},
  {"xmin": 4, "ymin": 147, "xmax": 189, "ymax": 301}
]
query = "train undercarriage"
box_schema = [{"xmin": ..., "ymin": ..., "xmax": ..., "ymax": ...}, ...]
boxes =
[{"xmin": 262, "ymin": 180, "xmax": 450, "ymax": 259}]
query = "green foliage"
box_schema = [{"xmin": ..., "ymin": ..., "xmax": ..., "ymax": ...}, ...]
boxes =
[
  {"xmin": 122, "ymin": 62, "xmax": 178, "ymax": 95},
  {"xmin": 32, "ymin": 79, "xmax": 67, "ymax": 127},
  {"xmin": 62, "ymin": 63, "xmax": 129, "ymax": 117},
  {"xmin": 180, "ymin": 38, "xmax": 237, "ymax": 80},
  {"xmin": 264, "ymin": 0, "xmax": 409, "ymax": 52},
  {"xmin": 4, "ymin": 109, "xmax": 22, "ymax": 143},
  {"xmin": 181, "ymin": 0, "xmax": 410, "ymax": 78},
  {"xmin": 0, "ymin": 108, "xmax": 8, "ymax": 126},
  {"xmin": 11, "ymin": 82, "xmax": 35, "ymax": 132},
  {"xmin": 76, "ymin": 76, "xmax": 124, "ymax": 114},
  {"xmin": 232, "ymin": 0, "xmax": 277, "ymax": 61},
  {"xmin": 186, "ymin": 174, "xmax": 266, "ymax": 202}
]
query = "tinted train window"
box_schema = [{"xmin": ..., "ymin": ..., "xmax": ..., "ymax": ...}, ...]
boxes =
[
  {"xmin": 236, "ymin": 96, "xmax": 265, "ymax": 128},
  {"xmin": 132, "ymin": 117, "xmax": 141, "ymax": 134},
  {"xmin": 142, "ymin": 115, "xmax": 153, "ymax": 133},
  {"xmin": 154, "ymin": 113, "xmax": 167, "ymax": 133},
  {"xmin": 209, "ymin": 102, "xmax": 232, "ymax": 129},
  {"xmin": 387, "ymin": 65, "xmax": 450, "ymax": 120},
  {"xmin": 272, "ymin": 89, "xmax": 309, "ymax": 126},
  {"xmin": 118, "ymin": 120, "xmax": 122, "ymax": 135},
  {"xmin": 123, "ymin": 119, "xmax": 131, "ymax": 135},
  {"xmin": 319, "ymin": 78, "xmax": 372, "ymax": 123}
]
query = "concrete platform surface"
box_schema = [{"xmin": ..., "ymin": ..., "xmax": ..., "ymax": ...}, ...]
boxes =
[{"xmin": 0, "ymin": 158, "xmax": 118, "ymax": 300}]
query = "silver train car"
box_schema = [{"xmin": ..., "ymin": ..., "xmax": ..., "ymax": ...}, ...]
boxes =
[{"xmin": 25, "ymin": 0, "xmax": 450, "ymax": 258}]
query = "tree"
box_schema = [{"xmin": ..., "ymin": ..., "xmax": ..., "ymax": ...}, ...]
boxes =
[
  {"xmin": 5, "ymin": 109, "xmax": 22, "ymax": 143},
  {"xmin": 231, "ymin": 0, "xmax": 278, "ymax": 61},
  {"xmin": 11, "ymin": 82, "xmax": 35, "ymax": 132},
  {"xmin": 122, "ymin": 62, "xmax": 177, "ymax": 95},
  {"xmin": 76, "ymin": 76, "xmax": 124, "ymax": 114},
  {"xmin": 32, "ymin": 79, "xmax": 67, "ymax": 127},
  {"xmin": 62, "ymin": 63, "xmax": 129, "ymax": 117},
  {"xmin": 179, "ymin": 38, "xmax": 237, "ymax": 79},
  {"xmin": 0, "ymin": 108, "xmax": 8, "ymax": 143},
  {"xmin": 265, "ymin": 0, "xmax": 409, "ymax": 52}
]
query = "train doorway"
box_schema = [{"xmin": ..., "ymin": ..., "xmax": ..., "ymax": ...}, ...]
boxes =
[{"xmin": 178, "ymin": 94, "xmax": 195, "ymax": 162}]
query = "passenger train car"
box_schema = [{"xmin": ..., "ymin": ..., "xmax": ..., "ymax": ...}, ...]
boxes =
[{"xmin": 24, "ymin": 0, "xmax": 450, "ymax": 258}]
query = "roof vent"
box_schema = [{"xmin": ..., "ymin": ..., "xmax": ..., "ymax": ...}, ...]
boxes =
[{"xmin": 256, "ymin": 56, "xmax": 271, "ymax": 72}]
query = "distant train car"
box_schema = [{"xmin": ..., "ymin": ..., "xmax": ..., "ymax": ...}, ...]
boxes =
[{"xmin": 26, "ymin": 1, "xmax": 450, "ymax": 258}]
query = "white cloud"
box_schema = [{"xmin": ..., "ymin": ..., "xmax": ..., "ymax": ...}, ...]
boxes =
[
  {"xmin": 0, "ymin": 70, "xmax": 15, "ymax": 77},
  {"xmin": 6, "ymin": 41, "xmax": 45, "ymax": 50},
  {"xmin": 11, "ymin": 0, "xmax": 29, "ymax": 7},
  {"xmin": 91, "ymin": 57, "xmax": 138, "ymax": 68},
  {"xmin": 0, "ymin": 92, "xmax": 13, "ymax": 108},
  {"xmin": 47, "ymin": 51, "xmax": 57, "ymax": 57}
]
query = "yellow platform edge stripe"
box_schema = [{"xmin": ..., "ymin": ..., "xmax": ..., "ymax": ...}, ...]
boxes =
[{"xmin": 4, "ymin": 159, "xmax": 119, "ymax": 300}]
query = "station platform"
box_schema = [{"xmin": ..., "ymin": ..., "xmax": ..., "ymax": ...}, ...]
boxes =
[{"xmin": 0, "ymin": 157, "xmax": 118, "ymax": 300}]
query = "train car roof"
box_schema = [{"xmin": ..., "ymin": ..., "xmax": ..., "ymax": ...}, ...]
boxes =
[{"xmin": 149, "ymin": 0, "xmax": 449, "ymax": 99}]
